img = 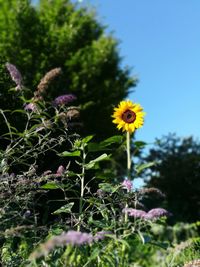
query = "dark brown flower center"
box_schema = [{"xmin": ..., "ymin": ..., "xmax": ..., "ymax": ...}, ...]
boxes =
[{"xmin": 122, "ymin": 110, "xmax": 136, "ymax": 123}]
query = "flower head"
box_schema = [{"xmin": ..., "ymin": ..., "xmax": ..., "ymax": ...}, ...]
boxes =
[
  {"xmin": 122, "ymin": 179, "xmax": 133, "ymax": 192},
  {"xmin": 29, "ymin": 230, "xmax": 93, "ymax": 260},
  {"xmin": 112, "ymin": 100, "xmax": 145, "ymax": 133},
  {"xmin": 53, "ymin": 94, "xmax": 77, "ymax": 106},
  {"xmin": 24, "ymin": 103, "xmax": 37, "ymax": 112},
  {"xmin": 37, "ymin": 67, "xmax": 62, "ymax": 95},
  {"xmin": 145, "ymin": 208, "xmax": 171, "ymax": 219},
  {"xmin": 123, "ymin": 208, "xmax": 147, "ymax": 219},
  {"xmin": 6, "ymin": 63, "xmax": 23, "ymax": 90}
]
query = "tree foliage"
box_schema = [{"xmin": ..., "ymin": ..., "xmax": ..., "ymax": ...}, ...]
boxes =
[
  {"xmin": 144, "ymin": 134, "xmax": 200, "ymax": 223},
  {"xmin": 0, "ymin": 0, "xmax": 136, "ymax": 139}
]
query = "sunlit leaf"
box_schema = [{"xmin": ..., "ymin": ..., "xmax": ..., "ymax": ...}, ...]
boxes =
[
  {"xmin": 58, "ymin": 150, "xmax": 81, "ymax": 157},
  {"xmin": 82, "ymin": 135, "xmax": 94, "ymax": 144},
  {"xmin": 85, "ymin": 153, "xmax": 109, "ymax": 169},
  {"xmin": 41, "ymin": 182, "xmax": 60, "ymax": 189},
  {"xmin": 52, "ymin": 202, "xmax": 74, "ymax": 215}
]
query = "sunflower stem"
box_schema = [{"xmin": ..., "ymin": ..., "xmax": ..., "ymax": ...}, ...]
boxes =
[
  {"xmin": 124, "ymin": 131, "xmax": 132, "ymax": 225},
  {"xmin": 126, "ymin": 131, "xmax": 131, "ymax": 180}
]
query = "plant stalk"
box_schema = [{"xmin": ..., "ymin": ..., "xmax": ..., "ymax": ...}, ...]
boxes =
[{"xmin": 78, "ymin": 145, "xmax": 86, "ymax": 231}]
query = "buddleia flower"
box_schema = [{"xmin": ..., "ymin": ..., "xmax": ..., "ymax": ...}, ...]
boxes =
[
  {"xmin": 53, "ymin": 94, "xmax": 77, "ymax": 106},
  {"xmin": 5, "ymin": 63, "xmax": 23, "ymax": 90},
  {"xmin": 35, "ymin": 67, "xmax": 62, "ymax": 100}
]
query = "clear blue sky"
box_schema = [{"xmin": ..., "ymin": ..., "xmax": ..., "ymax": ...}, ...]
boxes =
[{"xmin": 34, "ymin": 0, "xmax": 200, "ymax": 144}]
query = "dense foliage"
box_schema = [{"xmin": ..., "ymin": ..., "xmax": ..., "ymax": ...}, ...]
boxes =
[
  {"xmin": 144, "ymin": 134, "xmax": 200, "ymax": 223},
  {"xmin": 0, "ymin": 0, "xmax": 136, "ymax": 139}
]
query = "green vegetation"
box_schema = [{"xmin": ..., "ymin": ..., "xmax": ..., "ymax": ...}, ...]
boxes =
[{"xmin": 0, "ymin": 1, "xmax": 199, "ymax": 266}]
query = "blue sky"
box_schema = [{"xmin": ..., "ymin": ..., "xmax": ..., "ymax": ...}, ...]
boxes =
[
  {"xmin": 33, "ymin": 0, "xmax": 200, "ymax": 144},
  {"xmin": 78, "ymin": 0, "xmax": 200, "ymax": 145}
]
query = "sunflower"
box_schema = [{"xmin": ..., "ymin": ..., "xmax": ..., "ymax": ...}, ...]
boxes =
[{"xmin": 112, "ymin": 100, "xmax": 145, "ymax": 133}]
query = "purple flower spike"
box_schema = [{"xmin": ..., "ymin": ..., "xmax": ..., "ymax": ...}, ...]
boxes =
[
  {"xmin": 122, "ymin": 179, "xmax": 132, "ymax": 192},
  {"xmin": 129, "ymin": 209, "xmax": 147, "ymax": 218},
  {"xmin": 6, "ymin": 63, "xmax": 23, "ymax": 90},
  {"xmin": 60, "ymin": 231, "xmax": 93, "ymax": 246},
  {"xmin": 53, "ymin": 94, "xmax": 77, "ymax": 106},
  {"xmin": 123, "ymin": 208, "xmax": 147, "ymax": 219},
  {"xmin": 145, "ymin": 208, "xmax": 171, "ymax": 220}
]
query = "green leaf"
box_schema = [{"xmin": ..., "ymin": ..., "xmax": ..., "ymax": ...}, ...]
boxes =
[
  {"xmin": 41, "ymin": 182, "xmax": 60, "ymax": 189},
  {"xmin": 85, "ymin": 153, "xmax": 109, "ymax": 169},
  {"xmin": 87, "ymin": 142, "xmax": 103, "ymax": 152},
  {"xmin": 135, "ymin": 162, "xmax": 155, "ymax": 174},
  {"xmin": 99, "ymin": 183, "xmax": 119, "ymax": 193},
  {"xmin": 58, "ymin": 151, "xmax": 81, "ymax": 157},
  {"xmin": 100, "ymin": 135, "xmax": 123, "ymax": 147},
  {"xmin": 86, "ymin": 247, "xmax": 100, "ymax": 263},
  {"xmin": 52, "ymin": 202, "xmax": 74, "ymax": 215},
  {"xmin": 88, "ymin": 136, "xmax": 123, "ymax": 152},
  {"xmin": 82, "ymin": 135, "xmax": 94, "ymax": 144},
  {"xmin": 134, "ymin": 141, "xmax": 147, "ymax": 148}
]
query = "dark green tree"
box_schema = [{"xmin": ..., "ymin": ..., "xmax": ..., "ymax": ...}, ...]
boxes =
[
  {"xmin": 0, "ymin": 0, "xmax": 136, "ymax": 139},
  {"xmin": 144, "ymin": 134, "xmax": 200, "ymax": 223}
]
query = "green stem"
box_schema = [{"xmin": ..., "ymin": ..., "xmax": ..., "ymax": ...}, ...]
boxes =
[
  {"xmin": 78, "ymin": 145, "xmax": 86, "ymax": 231},
  {"xmin": 122, "ymin": 131, "xmax": 132, "ymax": 264},
  {"xmin": 126, "ymin": 131, "xmax": 131, "ymax": 180}
]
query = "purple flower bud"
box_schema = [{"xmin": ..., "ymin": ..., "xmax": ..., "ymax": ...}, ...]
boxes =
[
  {"xmin": 53, "ymin": 94, "xmax": 77, "ymax": 106},
  {"xmin": 24, "ymin": 103, "xmax": 37, "ymax": 112},
  {"xmin": 145, "ymin": 208, "xmax": 171, "ymax": 220},
  {"xmin": 56, "ymin": 165, "xmax": 65, "ymax": 176},
  {"xmin": 122, "ymin": 179, "xmax": 133, "ymax": 192},
  {"xmin": 5, "ymin": 63, "xmax": 23, "ymax": 90}
]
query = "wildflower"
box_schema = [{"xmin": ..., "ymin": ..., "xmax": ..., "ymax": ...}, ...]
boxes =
[
  {"xmin": 30, "ymin": 230, "xmax": 93, "ymax": 259},
  {"xmin": 145, "ymin": 208, "xmax": 171, "ymax": 219},
  {"xmin": 5, "ymin": 62, "xmax": 23, "ymax": 90},
  {"xmin": 37, "ymin": 67, "xmax": 62, "ymax": 95},
  {"xmin": 122, "ymin": 179, "xmax": 133, "ymax": 192},
  {"xmin": 66, "ymin": 107, "xmax": 80, "ymax": 120},
  {"xmin": 59, "ymin": 231, "xmax": 93, "ymax": 246},
  {"xmin": 24, "ymin": 103, "xmax": 37, "ymax": 112},
  {"xmin": 112, "ymin": 100, "xmax": 145, "ymax": 133},
  {"xmin": 56, "ymin": 165, "xmax": 65, "ymax": 176},
  {"xmin": 123, "ymin": 208, "xmax": 147, "ymax": 219},
  {"xmin": 53, "ymin": 94, "xmax": 77, "ymax": 106}
]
